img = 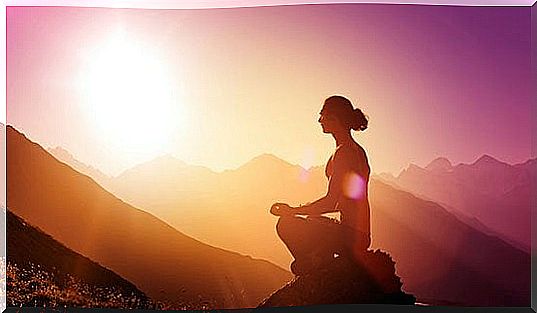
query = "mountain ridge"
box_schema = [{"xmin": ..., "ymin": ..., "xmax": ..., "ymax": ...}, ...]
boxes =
[
  {"xmin": 34, "ymin": 135, "xmax": 532, "ymax": 306},
  {"xmin": 393, "ymin": 152, "xmax": 534, "ymax": 250},
  {"xmin": 7, "ymin": 125, "xmax": 292, "ymax": 309},
  {"xmin": 97, "ymin": 142, "xmax": 531, "ymax": 306},
  {"xmin": 7, "ymin": 209, "xmax": 157, "ymax": 309}
]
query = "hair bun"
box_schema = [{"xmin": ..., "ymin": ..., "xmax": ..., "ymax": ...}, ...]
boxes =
[
  {"xmin": 322, "ymin": 95, "xmax": 369, "ymax": 131},
  {"xmin": 352, "ymin": 108, "xmax": 368, "ymax": 131}
]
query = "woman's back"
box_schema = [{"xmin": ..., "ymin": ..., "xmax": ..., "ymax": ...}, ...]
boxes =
[{"xmin": 326, "ymin": 141, "xmax": 371, "ymax": 242}]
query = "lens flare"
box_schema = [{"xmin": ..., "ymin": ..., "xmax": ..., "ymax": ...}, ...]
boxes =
[{"xmin": 343, "ymin": 172, "xmax": 366, "ymax": 200}]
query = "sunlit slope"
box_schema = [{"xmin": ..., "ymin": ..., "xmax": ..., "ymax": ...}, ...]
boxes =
[
  {"xmin": 7, "ymin": 210, "xmax": 156, "ymax": 309},
  {"xmin": 109, "ymin": 154, "xmax": 326, "ymax": 269},
  {"xmin": 6, "ymin": 126, "xmax": 292, "ymax": 309}
]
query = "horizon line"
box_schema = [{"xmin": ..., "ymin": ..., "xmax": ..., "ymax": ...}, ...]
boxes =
[
  {"xmin": 6, "ymin": 124, "xmax": 536, "ymax": 179},
  {"xmin": 51, "ymin": 146, "xmax": 537, "ymax": 179}
]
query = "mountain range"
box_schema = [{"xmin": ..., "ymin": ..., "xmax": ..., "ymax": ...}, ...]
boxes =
[
  {"xmin": 379, "ymin": 155, "xmax": 535, "ymax": 252},
  {"xmin": 7, "ymin": 125, "xmax": 292, "ymax": 309},
  {"xmin": 48, "ymin": 142, "xmax": 532, "ymax": 306},
  {"xmin": 47, "ymin": 146, "xmax": 111, "ymax": 188},
  {"xmin": 369, "ymin": 179, "xmax": 529, "ymax": 306},
  {"xmin": 25, "ymin": 125, "xmax": 533, "ymax": 306}
]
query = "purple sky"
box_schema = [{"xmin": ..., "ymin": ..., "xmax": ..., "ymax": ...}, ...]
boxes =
[{"xmin": 6, "ymin": 4, "xmax": 535, "ymax": 175}]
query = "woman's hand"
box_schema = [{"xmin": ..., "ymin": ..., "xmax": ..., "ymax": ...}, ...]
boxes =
[{"xmin": 270, "ymin": 203, "xmax": 295, "ymax": 216}]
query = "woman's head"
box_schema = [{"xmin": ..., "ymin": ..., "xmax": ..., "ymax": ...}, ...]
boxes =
[{"xmin": 318, "ymin": 95, "xmax": 368, "ymax": 133}]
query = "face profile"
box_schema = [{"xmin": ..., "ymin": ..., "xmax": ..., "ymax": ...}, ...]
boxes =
[
  {"xmin": 318, "ymin": 112, "xmax": 341, "ymax": 134},
  {"xmin": 318, "ymin": 95, "xmax": 369, "ymax": 135}
]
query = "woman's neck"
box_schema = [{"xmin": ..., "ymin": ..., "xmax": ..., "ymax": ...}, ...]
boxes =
[{"xmin": 333, "ymin": 131, "xmax": 353, "ymax": 147}]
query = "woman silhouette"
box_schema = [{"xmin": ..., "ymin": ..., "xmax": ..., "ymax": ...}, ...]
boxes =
[{"xmin": 271, "ymin": 95, "xmax": 371, "ymax": 276}]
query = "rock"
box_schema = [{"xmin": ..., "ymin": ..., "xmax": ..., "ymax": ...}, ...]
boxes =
[{"xmin": 258, "ymin": 249, "xmax": 416, "ymax": 307}]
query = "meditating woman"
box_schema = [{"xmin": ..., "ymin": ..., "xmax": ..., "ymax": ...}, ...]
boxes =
[{"xmin": 270, "ymin": 95, "xmax": 371, "ymax": 276}]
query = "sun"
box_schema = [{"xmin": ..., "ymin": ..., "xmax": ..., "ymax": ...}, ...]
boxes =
[{"xmin": 79, "ymin": 29, "xmax": 182, "ymax": 159}]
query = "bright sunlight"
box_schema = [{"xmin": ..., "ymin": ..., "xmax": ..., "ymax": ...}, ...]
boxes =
[{"xmin": 79, "ymin": 29, "xmax": 182, "ymax": 158}]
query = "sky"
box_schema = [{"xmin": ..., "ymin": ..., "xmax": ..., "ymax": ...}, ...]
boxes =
[{"xmin": 6, "ymin": 4, "xmax": 535, "ymax": 176}]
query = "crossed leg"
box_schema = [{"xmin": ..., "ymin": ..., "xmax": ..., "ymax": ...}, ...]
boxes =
[{"xmin": 276, "ymin": 215, "xmax": 345, "ymax": 275}]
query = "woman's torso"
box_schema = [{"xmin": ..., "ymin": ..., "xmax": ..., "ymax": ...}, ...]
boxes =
[{"xmin": 325, "ymin": 141, "xmax": 371, "ymax": 237}]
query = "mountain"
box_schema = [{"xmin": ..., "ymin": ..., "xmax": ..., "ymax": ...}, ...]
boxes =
[
  {"xmin": 424, "ymin": 157, "xmax": 452, "ymax": 172},
  {"xmin": 48, "ymin": 146, "xmax": 111, "ymax": 189},
  {"xmin": 107, "ymin": 152, "xmax": 327, "ymax": 270},
  {"xmin": 7, "ymin": 210, "xmax": 156, "ymax": 309},
  {"xmin": 104, "ymin": 150, "xmax": 530, "ymax": 306},
  {"xmin": 374, "ymin": 172, "xmax": 530, "ymax": 253},
  {"xmin": 6, "ymin": 125, "xmax": 292, "ymax": 309},
  {"xmin": 369, "ymin": 180, "xmax": 529, "ymax": 306},
  {"xmin": 394, "ymin": 155, "xmax": 535, "ymax": 251}
]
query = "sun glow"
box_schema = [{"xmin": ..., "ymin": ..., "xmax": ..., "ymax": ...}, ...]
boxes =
[{"xmin": 79, "ymin": 29, "xmax": 182, "ymax": 158}]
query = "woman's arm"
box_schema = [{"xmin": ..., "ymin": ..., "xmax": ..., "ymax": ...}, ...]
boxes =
[
  {"xmin": 270, "ymin": 146, "xmax": 368, "ymax": 217},
  {"xmin": 292, "ymin": 195, "xmax": 337, "ymax": 215},
  {"xmin": 292, "ymin": 149, "xmax": 350, "ymax": 215},
  {"xmin": 270, "ymin": 195, "xmax": 336, "ymax": 216}
]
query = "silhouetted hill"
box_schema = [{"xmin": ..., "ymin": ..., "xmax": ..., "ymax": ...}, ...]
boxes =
[
  {"xmin": 394, "ymin": 155, "xmax": 534, "ymax": 251},
  {"xmin": 7, "ymin": 210, "xmax": 156, "ymax": 309},
  {"xmin": 48, "ymin": 146, "xmax": 111, "ymax": 189},
  {"xmin": 6, "ymin": 125, "xmax": 292, "ymax": 309},
  {"xmin": 258, "ymin": 251, "xmax": 415, "ymax": 307},
  {"xmin": 375, "ymin": 170, "xmax": 530, "ymax": 253},
  {"xmin": 370, "ymin": 180, "xmax": 530, "ymax": 306}
]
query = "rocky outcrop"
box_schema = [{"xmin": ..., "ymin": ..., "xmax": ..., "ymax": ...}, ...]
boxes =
[{"xmin": 258, "ymin": 249, "xmax": 415, "ymax": 307}]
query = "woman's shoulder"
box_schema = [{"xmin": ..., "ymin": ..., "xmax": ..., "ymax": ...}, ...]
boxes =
[
  {"xmin": 335, "ymin": 141, "xmax": 368, "ymax": 160},
  {"xmin": 334, "ymin": 142, "xmax": 370, "ymax": 173}
]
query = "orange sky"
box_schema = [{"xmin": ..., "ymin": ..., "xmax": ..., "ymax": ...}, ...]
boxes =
[{"xmin": 7, "ymin": 5, "xmax": 534, "ymax": 176}]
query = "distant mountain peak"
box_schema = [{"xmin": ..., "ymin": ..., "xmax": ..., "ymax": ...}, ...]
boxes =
[
  {"xmin": 47, "ymin": 146, "xmax": 111, "ymax": 185},
  {"xmin": 243, "ymin": 153, "xmax": 292, "ymax": 168},
  {"xmin": 477, "ymin": 154, "xmax": 496, "ymax": 162},
  {"xmin": 472, "ymin": 154, "xmax": 505, "ymax": 167},
  {"xmin": 232, "ymin": 153, "xmax": 303, "ymax": 175},
  {"xmin": 251, "ymin": 153, "xmax": 282, "ymax": 162},
  {"xmin": 116, "ymin": 154, "xmax": 189, "ymax": 178},
  {"xmin": 425, "ymin": 157, "xmax": 453, "ymax": 172},
  {"xmin": 405, "ymin": 163, "xmax": 425, "ymax": 172},
  {"xmin": 48, "ymin": 146, "xmax": 73, "ymax": 158}
]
